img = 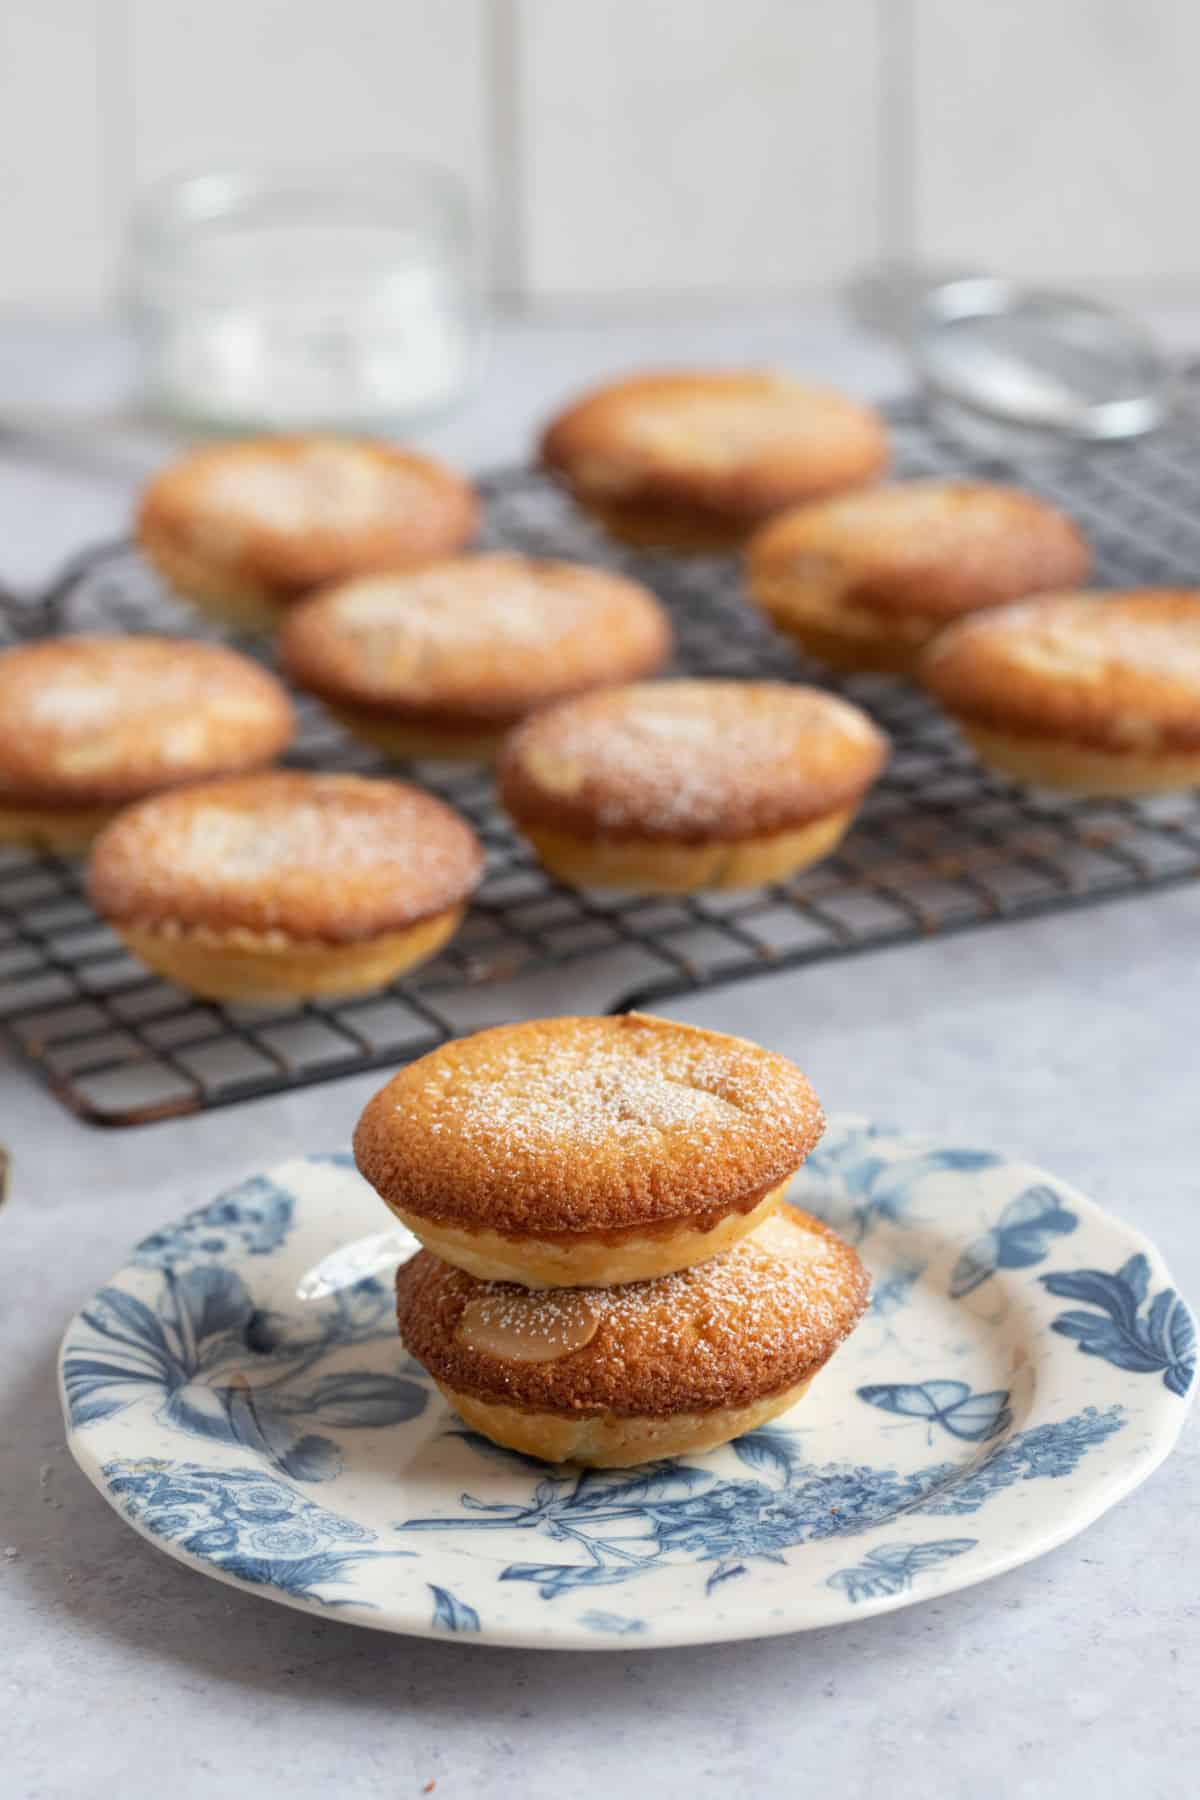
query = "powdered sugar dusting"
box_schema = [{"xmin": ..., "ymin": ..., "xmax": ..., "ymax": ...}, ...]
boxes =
[
  {"xmin": 932, "ymin": 593, "xmax": 1200, "ymax": 685},
  {"xmin": 420, "ymin": 1038, "xmax": 748, "ymax": 1157},
  {"xmin": 462, "ymin": 1211, "xmax": 859, "ymax": 1364},
  {"xmin": 201, "ymin": 443, "xmax": 425, "ymax": 532},
  {"xmin": 332, "ymin": 559, "xmax": 604, "ymax": 653},
  {"xmin": 154, "ymin": 790, "xmax": 462, "ymax": 884},
  {"xmin": 457, "ymin": 1290, "xmax": 600, "ymax": 1362},
  {"xmin": 0, "ymin": 641, "xmax": 289, "ymax": 802},
  {"xmin": 25, "ymin": 682, "xmax": 123, "ymax": 729},
  {"xmin": 19, "ymin": 655, "xmax": 271, "ymax": 733},
  {"xmin": 90, "ymin": 773, "xmax": 481, "ymax": 933},
  {"xmin": 513, "ymin": 681, "xmax": 884, "ymax": 834},
  {"xmin": 780, "ymin": 479, "xmax": 1038, "ymax": 549},
  {"xmin": 1013, "ymin": 603, "xmax": 1200, "ymax": 684},
  {"xmin": 623, "ymin": 382, "xmax": 829, "ymax": 466}
]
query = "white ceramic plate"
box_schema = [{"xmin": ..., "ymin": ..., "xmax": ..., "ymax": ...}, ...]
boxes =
[{"xmin": 60, "ymin": 1118, "xmax": 1195, "ymax": 1648}]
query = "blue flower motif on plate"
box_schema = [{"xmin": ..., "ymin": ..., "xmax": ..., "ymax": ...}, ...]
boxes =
[
  {"xmin": 103, "ymin": 1458, "xmax": 401, "ymax": 1603},
  {"xmin": 428, "ymin": 1584, "xmax": 481, "ymax": 1632},
  {"xmin": 1040, "ymin": 1253, "xmax": 1195, "ymax": 1397},
  {"xmin": 578, "ymin": 1611, "xmax": 648, "ymax": 1637},
  {"xmin": 62, "ymin": 1261, "xmax": 427, "ymax": 1481},
  {"xmin": 725, "ymin": 1426, "xmax": 804, "ymax": 1482},
  {"xmin": 398, "ymin": 1407, "xmax": 1124, "ymax": 1603},
  {"xmin": 134, "ymin": 1173, "xmax": 296, "ymax": 1269},
  {"xmin": 869, "ymin": 1265, "xmax": 923, "ymax": 1322},
  {"xmin": 826, "ymin": 1538, "xmax": 977, "ymax": 1605},
  {"xmin": 59, "ymin": 1135, "xmax": 1194, "ymax": 1644}
]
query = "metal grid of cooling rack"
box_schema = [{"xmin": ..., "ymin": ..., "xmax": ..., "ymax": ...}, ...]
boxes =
[{"xmin": 3, "ymin": 400, "xmax": 1200, "ymax": 1126}]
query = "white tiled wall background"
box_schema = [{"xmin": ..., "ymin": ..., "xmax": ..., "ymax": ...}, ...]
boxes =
[{"xmin": 2, "ymin": 0, "xmax": 1196, "ymax": 313}]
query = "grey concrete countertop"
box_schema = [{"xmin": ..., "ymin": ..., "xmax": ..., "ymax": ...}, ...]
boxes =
[{"xmin": 2, "ymin": 309, "xmax": 1197, "ymax": 1800}]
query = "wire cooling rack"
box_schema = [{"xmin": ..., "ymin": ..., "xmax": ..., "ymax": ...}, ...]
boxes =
[{"xmin": 3, "ymin": 400, "xmax": 1200, "ymax": 1126}]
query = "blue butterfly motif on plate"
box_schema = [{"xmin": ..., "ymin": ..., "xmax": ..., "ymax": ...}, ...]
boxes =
[
  {"xmin": 1041, "ymin": 1253, "xmax": 1195, "ymax": 1398},
  {"xmin": 950, "ymin": 1185, "xmax": 1078, "ymax": 1298},
  {"xmin": 857, "ymin": 1379, "xmax": 1013, "ymax": 1442},
  {"xmin": 802, "ymin": 1132, "xmax": 1006, "ymax": 1245},
  {"xmin": 826, "ymin": 1538, "xmax": 977, "ymax": 1604}
]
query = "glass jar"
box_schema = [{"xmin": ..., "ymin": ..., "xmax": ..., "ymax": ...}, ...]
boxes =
[{"xmin": 127, "ymin": 158, "xmax": 485, "ymax": 433}]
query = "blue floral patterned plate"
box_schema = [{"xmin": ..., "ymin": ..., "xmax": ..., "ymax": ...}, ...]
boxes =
[{"xmin": 59, "ymin": 1118, "xmax": 1195, "ymax": 1648}]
